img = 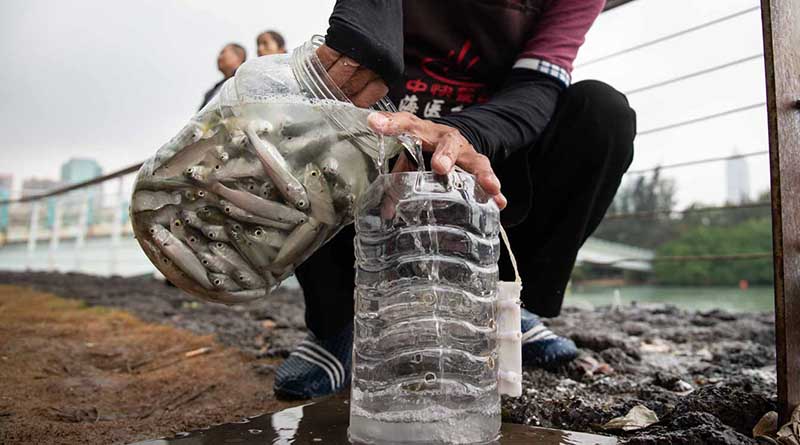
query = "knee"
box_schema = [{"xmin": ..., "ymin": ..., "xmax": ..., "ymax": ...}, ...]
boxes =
[{"xmin": 563, "ymin": 80, "xmax": 636, "ymax": 168}]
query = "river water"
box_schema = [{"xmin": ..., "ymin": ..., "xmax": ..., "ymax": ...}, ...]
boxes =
[{"xmin": 568, "ymin": 284, "xmax": 774, "ymax": 313}]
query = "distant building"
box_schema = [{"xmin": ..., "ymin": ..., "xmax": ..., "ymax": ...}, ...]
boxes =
[
  {"xmin": 60, "ymin": 158, "xmax": 103, "ymax": 226},
  {"xmin": 726, "ymin": 150, "xmax": 751, "ymax": 204},
  {"xmin": 61, "ymin": 158, "xmax": 102, "ymax": 184},
  {"xmin": 22, "ymin": 178, "xmax": 62, "ymax": 228},
  {"xmin": 0, "ymin": 174, "xmax": 11, "ymax": 231}
]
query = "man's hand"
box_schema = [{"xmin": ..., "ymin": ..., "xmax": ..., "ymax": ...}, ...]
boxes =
[
  {"xmin": 316, "ymin": 45, "xmax": 388, "ymax": 108},
  {"xmin": 368, "ymin": 112, "xmax": 507, "ymax": 209}
]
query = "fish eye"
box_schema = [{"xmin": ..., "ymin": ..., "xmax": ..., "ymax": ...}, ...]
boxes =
[
  {"xmin": 202, "ymin": 260, "xmax": 208, "ymax": 265},
  {"xmin": 248, "ymin": 185, "xmax": 254, "ymax": 190},
  {"xmin": 149, "ymin": 228, "xmax": 156, "ymax": 234},
  {"xmin": 189, "ymin": 237, "xmax": 196, "ymax": 242},
  {"xmin": 174, "ymin": 220, "xmax": 181, "ymax": 226},
  {"xmin": 225, "ymin": 207, "xmax": 232, "ymax": 213},
  {"xmin": 311, "ymin": 171, "xmax": 318, "ymax": 177},
  {"xmin": 214, "ymin": 165, "xmax": 221, "ymax": 170},
  {"xmin": 214, "ymin": 279, "xmax": 221, "ymax": 285},
  {"xmin": 216, "ymin": 243, "xmax": 223, "ymax": 248},
  {"xmin": 254, "ymin": 229, "xmax": 262, "ymax": 236},
  {"xmin": 208, "ymin": 233, "xmax": 216, "ymax": 239},
  {"xmin": 198, "ymin": 191, "xmax": 206, "ymax": 197},
  {"xmin": 163, "ymin": 259, "xmax": 169, "ymax": 264}
]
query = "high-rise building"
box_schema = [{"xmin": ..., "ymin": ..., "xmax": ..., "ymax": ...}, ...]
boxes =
[
  {"xmin": 60, "ymin": 158, "xmax": 103, "ymax": 226},
  {"xmin": 61, "ymin": 158, "xmax": 102, "ymax": 184},
  {"xmin": 726, "ymin": 150, "xmax": 751, "ymax": 204},
  {"xmin": 0, "ymin": 174, "xmax": 12, "ymax": 231}
]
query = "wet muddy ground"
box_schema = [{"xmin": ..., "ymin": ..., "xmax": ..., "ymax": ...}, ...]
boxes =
[{"xmin": 0, "ymin": 271, "xmax": 778, "ymax": 444}]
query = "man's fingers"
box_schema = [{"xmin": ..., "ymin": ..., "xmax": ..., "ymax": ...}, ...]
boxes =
[
  {"xmin": 351, "ymin": 78, "xmax": 389, "ymax": 108},
  {"xmin": 368, "ymin": 112, "xmax": 424, "ymax": 139},
  {"xmin": 430, "ymin": 131, "xmax": 468, "ymax": 174},
  {"xmin": 316, "ymin": 45, "xmax": 341, "ymax": 70},
  {"xmin": 457, "ymin": 152, "xmax": 502, "ymax": 196},
  {"xmin": 327, "ymin": 56, "xmax": 360, "ymax": 87},
  {"xmin": 341, "ymin": 69, "xmax": 376, "ymax": 97}
]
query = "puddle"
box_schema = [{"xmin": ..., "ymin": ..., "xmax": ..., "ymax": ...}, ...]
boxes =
[{"xmin": 130, "ymin": 396, "xmax": 616, "ymax": 445}]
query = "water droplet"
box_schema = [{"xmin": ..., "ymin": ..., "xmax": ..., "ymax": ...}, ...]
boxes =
[{"xmin": 424, "ymin": 372, "xmax": 436, "ymax": 384}]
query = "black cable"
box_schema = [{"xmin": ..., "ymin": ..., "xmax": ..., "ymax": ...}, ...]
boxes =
[
  {"xmin": 625, "ymin": 150, "xmax": 768, "ymax": 175},
  {"xmin": 624, "ymin": 54, "xmax": 763, "ymax": 96},
  {"xmin": 576, "ymin": 6, "xmax": 760, "ymax": 67},
  {"xmin": 637, "ymin": 102, "xmax": 766, "ymax": 136}
]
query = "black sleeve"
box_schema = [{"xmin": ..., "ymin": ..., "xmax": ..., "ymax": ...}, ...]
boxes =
[
  {"xmin": 325, "ymin": 0, "xmax": 405, "ymax": 86},
  {"xmin": 433, "ymin": 69, "xmax": 563, "ymax": 163}
]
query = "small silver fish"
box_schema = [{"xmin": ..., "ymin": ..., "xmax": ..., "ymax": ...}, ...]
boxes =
[
  {"xmin": 211, "ymin": 156, "xmax": 266, "ymax": 181},
  {"xmin": 243, "ymin": 226, "xmax": 287, "ymax": 250},
  {"xmin": 216, "ymin": 199, "xmax": 297, "ymax": 231},
  {"xmin": 245, "ymin": 121, "xmax": 309, "ymax": 210},
  {"xmin": 271, "ymin": 217, "xmax": 321, "ymax": 270},
  {"xmin": 208, "ymin": 182, "xmax": 307, "ymax": 225},
  {"xmin": 208, "ymin": 241, "xmax": 264, "ymax": 289},
  {"xmin": 201, "ymin": 224, "xmax": 229, "ymax": 242},
  {"xmin": 180, "ymin": 210, "xmax": 204, "ymax": 230},
  {"xmin": 197, "ymin": 205, "xmax": 227, "ymax": 225},
  {"xmin": 153, "ymin": 126, "xmax": 225, "ymax": 178},
  {"xmin": 226, "ymin": 222, "xmax": 276, "ymax": 272},
  {"xmin": 208, "ymin": 273, "xmax": 243, "ymax": 292},
  {"xmin": 149, "ymin": 224, "xmax": 212, "ymax": 289},
  {"xmin": 197, "ymin": 252, "xmax": 235, "ymax": 274},
  {"xmin": 320, "ymin": 157, "xmax": 340, "ymax": 178},
  {"xmin": 132, "ymin": 191, "xmax": 181, "ymax": 213},
  {"xmin": 303, "ymin": 163, "xmax": 337, "ymax": 225}
]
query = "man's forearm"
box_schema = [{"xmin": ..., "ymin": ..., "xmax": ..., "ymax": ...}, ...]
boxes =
[
  {"xmin": 434, "ymin": 70, "xmax": 563, "ymax": 164},
  {"xmin": 325, "ymin": 0, "xmax": 404, "ymax": 86}
]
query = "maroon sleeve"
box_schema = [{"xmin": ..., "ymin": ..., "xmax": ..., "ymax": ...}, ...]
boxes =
[{"xmin": 513, "ymin": 0, "xmax": 604, "ymax": 86}]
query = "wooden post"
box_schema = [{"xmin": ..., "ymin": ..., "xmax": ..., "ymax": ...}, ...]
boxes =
[{"xmin": 761, "ymin": 0, "xmax": 800, "ymax": 424}]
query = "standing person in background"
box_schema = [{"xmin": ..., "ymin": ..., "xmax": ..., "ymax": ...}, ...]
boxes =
[
  {"xmin": 257, "ymin": 30, "xmax": 287, "ymax": 57},
  {"xmin": 275, "ymin": 0, "xmax": 636, "ymax": 400},
  {"xmin": 199, "ymin": 43, "xmax": 247, "ymax": 110}
]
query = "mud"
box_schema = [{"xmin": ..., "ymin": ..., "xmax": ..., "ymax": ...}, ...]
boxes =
[{"xmin": 0, "ymin": 271, "xmax": 778, "ymax": 443}]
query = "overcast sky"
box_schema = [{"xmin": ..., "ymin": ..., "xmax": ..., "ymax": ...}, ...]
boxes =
[{"xmin": 0, "ymin": 0, "xmax": 768, "ymax": 207}]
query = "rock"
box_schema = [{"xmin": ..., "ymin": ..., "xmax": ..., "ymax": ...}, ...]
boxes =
[
  {"xmin": 671, "ymin": 384, "xmax": 776, "ymax": 436},
  {"xmin": 625, "ymin": 411, "xmax": 756, "ymax": 445},
  {"xmin": 753, "ymin": 411, "xmax": 778, "ymax": 439},
  {"xmin": 602, "ymin": 405, "xmax": 659, "ymax": 431}
]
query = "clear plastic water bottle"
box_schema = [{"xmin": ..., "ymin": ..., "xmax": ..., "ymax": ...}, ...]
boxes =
[{"xmin": 350, "ymin": 170, "xmax": 502, "ymax": 444}]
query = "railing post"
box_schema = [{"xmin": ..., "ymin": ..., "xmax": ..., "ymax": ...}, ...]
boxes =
[
  {"xmin": 761, "ymin": 0, "xmax": 800, "ymax": 423},
  {"xmin": 48, "ymin": 198, "xmax": 62, "ymax": 272},
  {"xmin": 27, "ymin": 201, "xmax": 40, "ymax": 268},
  {"xmin": 110, "ymin": 177, "xmax": 124, "ymax": 275},
  {"xmin": 75, "ymin": 190, "xmax": 90, "ymax": 270}
]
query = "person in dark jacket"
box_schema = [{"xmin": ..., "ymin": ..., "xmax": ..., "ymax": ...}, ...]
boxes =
[
  {"xmin": 275, "ymin": 0, "xmax": 636, "ymax": 400},
  {"xmin": 199, "ymin": 43, "xmax": 247, "ymax": 110}
]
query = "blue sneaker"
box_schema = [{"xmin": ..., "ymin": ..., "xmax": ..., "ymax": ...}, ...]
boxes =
[
  {"xmin": 274, "ymin": 323, "xmax": 353, "ymax": 400},
  {"xmin": 521, "ymin": 308, "xmax": 578, "ymax": 368}
]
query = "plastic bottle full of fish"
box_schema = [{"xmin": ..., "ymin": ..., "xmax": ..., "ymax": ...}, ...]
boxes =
[
  {"xmin": 350, "ymin": 162, "xmax": 507, "ymax": 444},
  {"xmin": 130, "ymin": 36, "xmax": 403, "ymax": 304}
]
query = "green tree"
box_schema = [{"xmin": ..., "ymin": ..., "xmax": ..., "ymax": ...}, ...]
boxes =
[
  {"xmin": 593, "ymin": 168, "xmax": 679, "ymax": 248},
  {"xmin": 653, "ymin": 217, "xmax": 773, "ymax": 285}
]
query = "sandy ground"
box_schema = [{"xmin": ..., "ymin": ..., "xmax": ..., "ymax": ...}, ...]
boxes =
[
  {"xmin": 0, "ymin": 271, "xmax": 779, "ymax": 444},
  {"xmin": 0, "ymin": 284, "xmax": 296, "ymax": 445}
]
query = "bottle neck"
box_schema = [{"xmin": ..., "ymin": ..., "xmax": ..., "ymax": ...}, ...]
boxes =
[{"xmin": 289, "ymin": 36, "xmax": 403, "ymax": 162}]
